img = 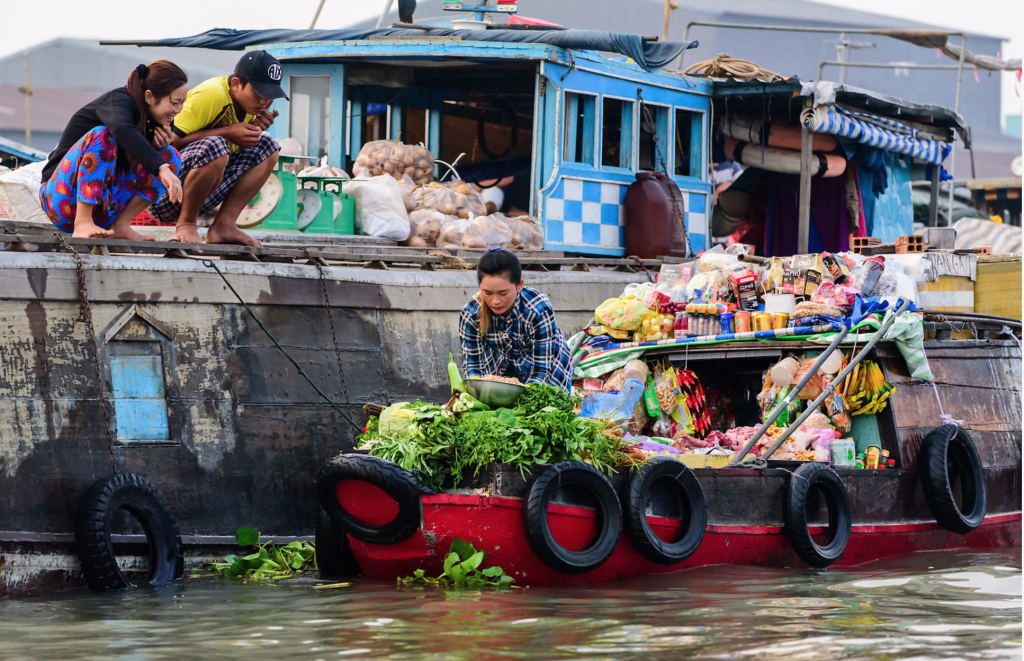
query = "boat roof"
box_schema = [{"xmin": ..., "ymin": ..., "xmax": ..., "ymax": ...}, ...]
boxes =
[{"xmin": 142, "ymin": 28, "xmax": 698, "ymax": 74}]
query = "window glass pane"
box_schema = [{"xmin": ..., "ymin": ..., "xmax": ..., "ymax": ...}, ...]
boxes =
[
  {"xmin": 602, "ymin": 98, "xmax": 632, "ymax": 169},
  {"xmin": 675, "ymin": 108, "xmax": 696, "ymax": 177},
  {"xmin": 563, "ymin": 92, "xmax": 596, "ymax": 165},
  {"xmin": 638, "ymin": 104, "xmax": 667, "ymax": 171},
  {"xmin": 289, "ymin": 75, "xmax": 331, "ymax": 160},
  {"xmin": 403, "ymin": 106, "xmax": 427, "ymax": 146}
]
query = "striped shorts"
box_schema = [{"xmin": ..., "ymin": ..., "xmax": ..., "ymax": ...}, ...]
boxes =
[{"xmin": 149, "ymin": 133, "xmax": 279, "ymax": 224}]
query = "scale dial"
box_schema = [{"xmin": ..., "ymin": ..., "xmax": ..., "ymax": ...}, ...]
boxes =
[
  {"xmin": 237, "ymin": 173, "xmax": 283, "ymax": 228},
  {"xmin": 296, "ymin": 189, "xmax": 322, "ymax": 230}
]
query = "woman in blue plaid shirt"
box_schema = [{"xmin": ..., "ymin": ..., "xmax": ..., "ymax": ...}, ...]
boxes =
[{"xmin": 459, "ymin": 249, "xmax": 573, "ymax": 390}]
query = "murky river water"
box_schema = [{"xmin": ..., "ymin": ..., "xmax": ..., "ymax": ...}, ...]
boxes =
[{"xmin": 0, "ymin": 550, "xmax": 1019, "ymax": 660}]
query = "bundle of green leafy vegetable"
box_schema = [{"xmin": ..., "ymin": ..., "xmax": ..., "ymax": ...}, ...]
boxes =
[{"xmin": 358, "ymin": 384, "xmax": 627, "ymax": 490}]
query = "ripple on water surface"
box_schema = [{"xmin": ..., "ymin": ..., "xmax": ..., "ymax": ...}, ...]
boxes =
[{"xmin": 0, "ymin": 550, "xmax": 1019, "ymax": 660}]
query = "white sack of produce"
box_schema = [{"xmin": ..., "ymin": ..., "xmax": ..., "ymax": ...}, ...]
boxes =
[
  {"xmin": 0, "ymin": 161, "xmax": 48, "ymax": 222},
  {"xmin": 414, "ymin": 181, "xmax": 486, "ymax": 219},
  {"xmin": 401, "ymin": 209, "xmax": 453, "ymax": 247},
  {"xmin": 436, "ymin": 215, "xmax": 512, "ymax": 250},
  {"xmin": 297, "ymin": 156, "xmax": 349, "ymax": 179},
  {"xmin": 352, "ymin": 140, "xmax": 435, "ymax": 186},
  {"xmin": 501, "ymin": 214, "xmax": 544, "ymax": 250},
  {"xmin": 345, "ymin": 170, "xmax": 410, "ymax": 241},
  {"xmin": 397, "ymin": 174, "xmax": 419, "ymax": 212}
]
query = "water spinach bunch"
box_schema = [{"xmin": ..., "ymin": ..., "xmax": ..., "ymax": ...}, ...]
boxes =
[
  {"xmin": 360, "ymin": 384, "xmax": 629, "ymax": 488},
  {"xmin": 207, "ymin": 527, "xmax": 316, "ymax": 581},
  {"xmin": 398, "ymin": 538, "xmax": 514, "ymax": 589}
]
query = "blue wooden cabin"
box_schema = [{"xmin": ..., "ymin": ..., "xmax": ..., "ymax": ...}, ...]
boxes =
[{"xmin": 256, "ymin": 37, "xmax": 713, "ymax": 256}]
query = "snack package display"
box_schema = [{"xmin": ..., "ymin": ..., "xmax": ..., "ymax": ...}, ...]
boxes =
[
  {"xmin": 792, "ymin": 358, "xmax": 824, "ymax": 400},
  {"xmin": 436, "ymin": 215, "xmax": 512, "ymax": 249},
  {"xmin": 353, "ymin": 140, "xmax": 435, "ymax": 185},
  {"xmin": 345, "ymin": 170, "xmax": 411, "ymax": 241}
]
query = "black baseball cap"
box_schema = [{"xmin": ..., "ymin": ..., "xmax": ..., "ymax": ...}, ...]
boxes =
[{"xmin": 233, "ymin": 50, "xmax": 288, "ymax": 100}]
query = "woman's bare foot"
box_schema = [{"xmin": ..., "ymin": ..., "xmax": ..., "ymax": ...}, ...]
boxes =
[
  {"xmin": 206, "ymin": 223, "xmax": 262, "ymax": 248},
  {"xmin": 71, "ymin": 221, "xmax": 113, "ymax": 239},
  {"xmin": 108, "ymin": 225, "xmax": 156, "ymax": 241},
  {"xmin": 170, "ymin": 223, "xmax": 204, "ymax": 244}
]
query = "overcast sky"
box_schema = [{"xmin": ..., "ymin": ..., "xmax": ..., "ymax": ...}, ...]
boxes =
[{"xmin": 6, "ymin": 0, "xmax": 1021, "ymax": 120}]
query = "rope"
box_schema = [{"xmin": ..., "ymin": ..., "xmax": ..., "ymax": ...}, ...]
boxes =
[
  {"xmin": 202, "ymin": 260, "xmax": 362, "ymax": 432},
  {"xmin": 931, "ymin": 380, "xmax": 964, "ymax": 428},
  {"xmin": 683, "ymin": 54, "xmax": 785, "ymax": 82}
]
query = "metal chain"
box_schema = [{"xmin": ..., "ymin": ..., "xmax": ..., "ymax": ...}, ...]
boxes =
[
  {"xmin": 56, "ymin": 234, "xmax": 117, "ymax": 474},
  {"xmin": 303, "ymin": 249, "xmax": 352, "ymax": 407}
]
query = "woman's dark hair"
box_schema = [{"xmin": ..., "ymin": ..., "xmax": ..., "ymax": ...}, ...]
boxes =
[
  {"xmin": 126, "ymin": 60, "xmax": 188, "ymax": 136},
  {"xmin": 476, "ymin": 249, "xmax": 522, "ymax": 337}
]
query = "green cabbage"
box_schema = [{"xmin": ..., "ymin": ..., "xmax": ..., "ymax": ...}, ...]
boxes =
[{"xmin": 378, "ymin": 403, "xmax": 418, "ymax": 439}]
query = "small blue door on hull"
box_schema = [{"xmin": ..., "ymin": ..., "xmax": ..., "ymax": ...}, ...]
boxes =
[{"xmin": 110, "ymin": 353, "xmax": 170, "ymax": 442}]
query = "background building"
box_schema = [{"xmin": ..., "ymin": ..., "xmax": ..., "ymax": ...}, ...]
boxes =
[{"xmin": 0, "ymin": 39, "xmax": 238, "ymax": 153}]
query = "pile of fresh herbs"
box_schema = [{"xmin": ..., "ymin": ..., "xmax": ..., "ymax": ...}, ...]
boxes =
[
  {"xmin": 398, "ymin": 538, "xmax": 514, "ymax": 589},
  {"xmin": 207, "ymin": 527, "xmax": 316, "ymax": 581},
  {"xmin": 358, "ymin": 383, "xmax": 629, "ymax": 490}
]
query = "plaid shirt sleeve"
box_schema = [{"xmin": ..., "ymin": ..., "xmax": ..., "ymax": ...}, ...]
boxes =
[
  {"xmin": 521, "ymin": 292, "xmax": 572, "ymax": 390},
  {"xmin": 459, "ymin": 301, "xmax": 487, "ymax": 378}
]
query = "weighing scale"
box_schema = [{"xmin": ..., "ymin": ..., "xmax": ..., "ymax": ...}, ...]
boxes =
[{"xmin": 236, "ymin": 156, "xmax": 356, "ymax": 234}]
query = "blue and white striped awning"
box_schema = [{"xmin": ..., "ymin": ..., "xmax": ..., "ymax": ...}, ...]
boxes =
[{"xmin": 800, "ymin": 105, "xmax": 952, "ymax": 165}]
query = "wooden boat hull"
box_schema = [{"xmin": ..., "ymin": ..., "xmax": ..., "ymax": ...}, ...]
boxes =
[{"xmin": 345, "ymin": 492, "xmax": 1021, "ymax": 585}]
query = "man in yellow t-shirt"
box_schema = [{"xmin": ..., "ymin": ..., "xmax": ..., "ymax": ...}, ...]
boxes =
[{"xmin": 150, "ymin": 50, "xmax": 287, "ymax": 247}]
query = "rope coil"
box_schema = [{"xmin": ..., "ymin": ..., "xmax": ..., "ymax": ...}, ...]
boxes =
[{"xmin": 683, "ymin": 54, "xmax": 785, "ymax": 82}]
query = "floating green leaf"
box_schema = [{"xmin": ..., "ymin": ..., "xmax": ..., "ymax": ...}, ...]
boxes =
[{"xmin": 398, "ymin": 539, "xmax": 515, "ymax": 590}]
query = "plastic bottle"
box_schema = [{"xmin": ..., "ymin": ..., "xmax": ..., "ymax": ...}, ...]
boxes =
[
  {"xmin": 855, "ymin": 454, "xmax": 865, "ymax": 469},
  {"xmin": 887, "ymin": 458, "xmax": 896, "ymax": 469},
  {"xmin": 852, "ymin": 257, "xmax": 885, "ymax": 297},
  {"xmin": 674, "ymin": 311, "xmax": 688, "ymax": 339}
]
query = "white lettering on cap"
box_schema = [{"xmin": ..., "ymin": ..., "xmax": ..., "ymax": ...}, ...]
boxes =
[{"xmin": 268, "ymin": 63, "xmax": 282, "ymax": 81}]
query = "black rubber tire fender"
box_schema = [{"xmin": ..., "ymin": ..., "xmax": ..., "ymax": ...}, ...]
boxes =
[
  {"xmin": 919, "ymin": 424, "xmax": 987, "ymax": 534},
  {"xmin": 623, "ymin": 457, "xmax": 707, "ymax": 565},
  {"xmin": 783, "ymin": 462, "xmax": 852, "ymax": 569},
  {"xmin": 314, "ymin": 454, "xmax": 431, "ymax": 546},
  {"xmin": 522, "ymin": 461, "xmax": 622, "ymax": 575},
  {"xmin": 315, "ymin": 507, "xmax": 361, "ymax": 579},
  {"xmin": 74, "ymin": 473, "xmax": 184, "ymax": 592}
]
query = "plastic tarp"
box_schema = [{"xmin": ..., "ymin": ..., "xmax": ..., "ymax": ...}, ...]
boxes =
[
  {"xmin": 148, "ymin": 28, "xmax": 698, "ymax": 73},
  {"xmin": 859, "ymin": 152, "xmax": 913, "ymax": 243},
  {"xmin": 866, "ymin": 30, "xmax": 1022, "ymax": 72},
  {"xmin": 800, "ymin": 105, "xmax": 952, "ymax": 165}
]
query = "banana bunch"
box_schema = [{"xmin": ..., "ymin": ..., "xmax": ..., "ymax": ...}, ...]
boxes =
[{"xmin": 845, "ymin": 360, "xmax": 895, "ymax": 415}]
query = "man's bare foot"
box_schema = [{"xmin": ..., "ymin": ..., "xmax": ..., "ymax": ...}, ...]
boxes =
[
  {"xmin": 170, "ymin": 224, "xmax": 203, "ymax": 244},
  {"xmin": 108, "ymin": 225, "xmax": 156, "ymax": 242},
  {"xmin": 71, "ymin": 221, "xmax": 113, "ymax": 239},
  {"xmin": 206, "ymin": 223, "xmax": 262, "ymax": 248}
]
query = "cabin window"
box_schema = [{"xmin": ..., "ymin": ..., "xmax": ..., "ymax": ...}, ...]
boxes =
[
  {"xmin": 362, "ymin": 103, "xmax": 391, "ymax": 144},
  {"xmin": 563, "ymin": 92, "xmax": 596, "ymax": 165},
  {"xmin": 402, "ymin": 106, "xmax": 428, "ymax": 146},
  {"xmin": 109, "ymin": 342, "xmax": 170, "ymax": 443},
  {"xmin": 638, "ymin": 103, "xmax": 669, "ymax": 171},
  {"xmin": 289, "ymin": 75, "xmax": 331, "ymax": 161},
  {"xmin": 674, "ymin": 108, "xmax": 700, "ymax": 178},
  {"xmin": 601, "ymin": 97, "xmax": 633, "ymax": 169}
]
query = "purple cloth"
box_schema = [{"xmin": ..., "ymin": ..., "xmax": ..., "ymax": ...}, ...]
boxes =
[{"xmin": 766, "ymin": 173, "xmax": 850, "ymax": 256}]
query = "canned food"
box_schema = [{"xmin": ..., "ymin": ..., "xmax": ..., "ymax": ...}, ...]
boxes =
[
  {"xmin": 772, "ymin": 312, "xmax": 790, "ymax": 330},
  {"xmin": 720, "ymin": 312, "xmax": 734, "ymax": 334},
  {"xmin": 734, "ymin": 311, "xmax": 751, "ymax": 333},
  {"xmin": 754, "ymin": 313, "xmax": 772, "ymax": 332}
]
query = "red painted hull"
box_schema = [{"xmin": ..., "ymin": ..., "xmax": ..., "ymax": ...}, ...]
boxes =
[{"xmin": 347, "ymin": 494, "xmax": 1022, "ymax": 585}]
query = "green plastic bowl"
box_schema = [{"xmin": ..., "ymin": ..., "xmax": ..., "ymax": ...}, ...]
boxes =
[{"xmin": 464, "ymin": 378, "xmax": 526, "ymax": 408}]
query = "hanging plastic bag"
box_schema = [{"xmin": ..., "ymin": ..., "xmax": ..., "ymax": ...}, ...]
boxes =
[
  {"xmin": 345, "ymin": 169, "xmax": 411, "ymax": 241},
  {"xmin": 595, "ymin": 297, "xmax": 653, "ymax": 331}
]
